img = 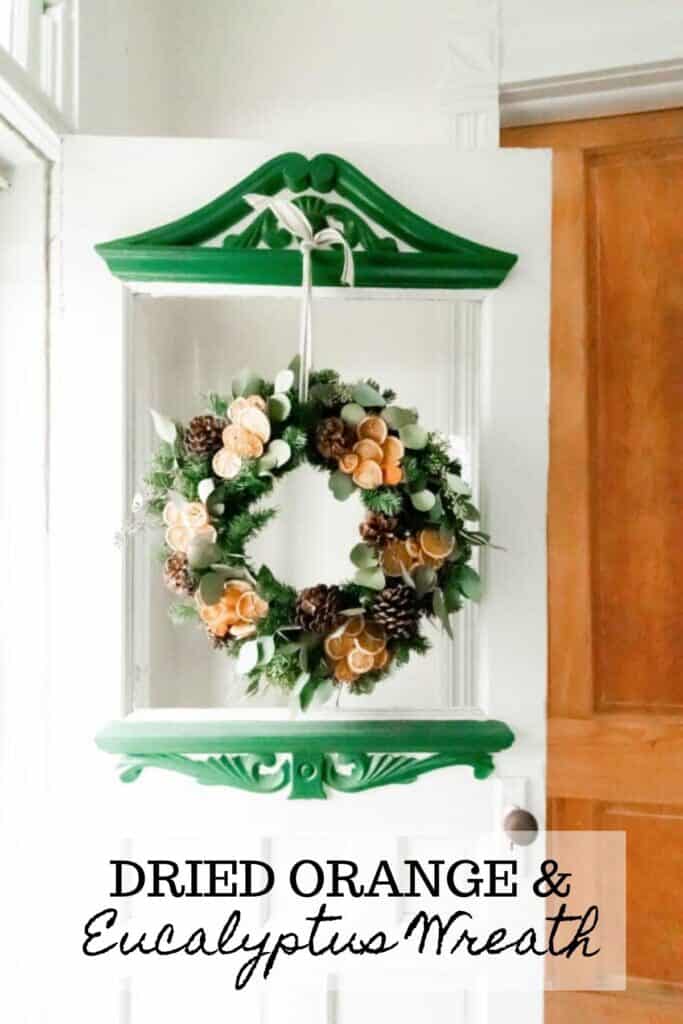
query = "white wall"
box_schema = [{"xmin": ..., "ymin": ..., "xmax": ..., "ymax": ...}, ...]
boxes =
[{"xmin": 77, "ymin": 0, "xmax": 683, "ymax": 137}]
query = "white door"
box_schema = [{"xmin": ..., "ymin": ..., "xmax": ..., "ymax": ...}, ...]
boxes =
[{"xmin": 51, "ymin": 137, "xmax": 551, "ymax": 1023}]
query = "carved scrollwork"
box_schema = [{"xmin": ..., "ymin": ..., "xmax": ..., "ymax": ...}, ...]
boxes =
[{"xmin": 118, "ymin": 752, "xmax": 290, "ymax": 793}]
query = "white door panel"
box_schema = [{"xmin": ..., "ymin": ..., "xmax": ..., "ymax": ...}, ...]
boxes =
[{"xmin": 54, "ymin": 137, "xmax": 551, "ymax": 1022}]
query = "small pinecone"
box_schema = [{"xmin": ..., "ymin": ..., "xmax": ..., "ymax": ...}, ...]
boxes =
[
  {"xmin": 360, "ymin": 513, "xmax": 399, "ymax": 548},
  {"xmin": 315, "ymin": 417, "xmax": 351, "ymax": 460},
  {"xmin": 163, "ymin": 552, "xmax": 197, "ymax": 596},
  {"xmin": 184, "ymin": 414, "xmax": 225, "ymax": 458},
  {"xmin": 295, "ymin": 584, "xmax": 344, "ymax": 633},
  {"xmin": 372, "ymin": 585, "xmax": 420, "ymax": 639}
]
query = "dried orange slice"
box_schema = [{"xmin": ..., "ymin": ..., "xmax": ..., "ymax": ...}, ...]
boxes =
[
  {"xmin": 347, "ymin": 648, "xmax": 375, "ymax": 674},
  {"xmin": 230, "ymin": 622, "xmax": 257, "ymax": 639},
  {"xmin": 165, "ymin": 525, "xmax": 191, "ymax": 553},
  {"xmin": 357, "ymin": 415, "xmax": 388, "ymax": 446},
  {"xmin": 382, "ymin": 436, "xmax": 405, "ymax": 464},
  {"xmin": 182, "ymin": 501, "xmax": 209, "ymax": 529},
  {"xmin": 228, "ymin": 397, "xmax": 250, "ymax": 423},
  {"xmin": 239, "ymin": 407, "xmax": 270, "ymax": 443},
  {"xmin": 334, "ymin": 659, "xmax": 359, "ymax": 684},
  {"xmin": 343, "ymin": 614, "xmax": 365, "ymax": 638},
  {"xmin": 356, "ymin": 623, "xmax": 387, "ymax": 655},
  {"xmin": 352, "ymin": 459, "xmax": 383, "ymax": 490},
  {"xmin": 419, "ymin": 528, "xmax": 456, "ymax": 561},
  {"xmin": 236, "ymin": 591, "xmax": 261, "ymax": 622},
  {"xmin": 212, "ymin": 448, "xmax": 242, "ymax": 480},
  {"xmin": 404, "ymin": 537, "xmax": 421, "ymax": 560},
  {"xmin": 162, "ymin": 501, "xmax": 181, "ymax": 527},
  {"xmin": 338, "ymin": 452, "xmax": 359, "ymax": 474},
  {"xmin": 373, "ymin": 648, "xmax": 390, "ymax": 670},
  {"xmin": 324, "ymin": 630, "xmax": 354, "ymax": 661},
  {"xmin": 222, "ymin": 424, "xmax": 264, "ymax": 458},
  {"xmin": 381, "ymin": 539, "xmax": 412, "ymax": 577},
  {"xmin": 353, "ymin": 439, "xmax": 384, "ymax": 463},
  {"xmin": 246, "ymin": 394, "xmax": 267, "ymax": 411},
  {"xmin": 381, "ymin": 462, "xmax": 403, "ymax": 486}
]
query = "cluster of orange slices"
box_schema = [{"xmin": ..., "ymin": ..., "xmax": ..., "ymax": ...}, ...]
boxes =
[
  {"xmin": 337, "ymin": 415, "xmax": 405, "ymax": 490},
  {"xmin": 163, "ymin": 499, "xmax": 216, "ymax": 554},
  {"xmin": 380, "ymin": 527, "xmax": 456, "ymax": 576},
  {"xmin": 323, "ymin": 614, "xmax": 391, "ymax": 683},
  {"xmin": 212, "ymin": 395, "xmax": 271, "ymax": 481},
  {"xmin": 196, "ymin": 579, "xmax": 268, "ymax": 640}
]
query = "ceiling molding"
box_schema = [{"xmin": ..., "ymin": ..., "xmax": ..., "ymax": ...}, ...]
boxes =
[{"xmin": 500, "ymin": 58, "xmax": 683, "ymax": 127}]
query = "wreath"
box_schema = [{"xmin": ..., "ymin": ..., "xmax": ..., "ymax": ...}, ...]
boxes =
[{"xmin": 139, "ymin": 364, "xmax": 488, "ymax": 709}]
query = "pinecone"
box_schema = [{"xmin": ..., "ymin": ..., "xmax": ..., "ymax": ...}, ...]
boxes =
[
  {"xmin": 184, "ymin": 414, "xmax": 225, "ymax": 458},
  {"xmin": 295, "ymin": 584, "xmax": 344, "ymax": 633},
  {"xmin": 360, "ymin": 513, "xmax": 399, "ymax": 548},
  {"xmin": 163, "ymin": 552, "xmax": 197, "ymax": 596},
  {"xmin": 315, "ymin": 417, "xmax": 351, "ymax": 460},
  {"xmin": 371, "ymin": 585, "xmax": 419, "ymax": 639}
]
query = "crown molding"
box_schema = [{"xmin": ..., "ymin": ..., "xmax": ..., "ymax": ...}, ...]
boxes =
[{"xmin": 500, "ymin": 58, "xmax": 683, "ymax": 128}]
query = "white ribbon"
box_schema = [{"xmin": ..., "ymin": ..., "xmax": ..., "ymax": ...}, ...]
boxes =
[{"xmin": 244, "ymin": 193, "xmax": 355, "ymax": 401}]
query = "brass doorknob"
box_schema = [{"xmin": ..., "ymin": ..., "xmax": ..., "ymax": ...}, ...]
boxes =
[{"xmin": 503, "ymin": 807, "xmax": 539, "ymax": 846}]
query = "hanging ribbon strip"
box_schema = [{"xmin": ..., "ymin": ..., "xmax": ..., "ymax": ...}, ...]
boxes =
[{"xmin": 244, "ymin": 194, "xmax": 355, "ymax": 401}]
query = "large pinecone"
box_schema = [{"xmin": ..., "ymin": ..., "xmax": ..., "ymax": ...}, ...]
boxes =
[
  {"xmin": 315, "ymin": 417, "xmax": 351, "ymax": 460},
  {"xmin": 184, "ymin": 414, "xmax": 225, "ymax": 458},
  {"xmin": 295, "ymin": 584, "xmax": 344, "ymax": 633},
  {"xmin": 360, "ymin": 513, "xmax": 399, "ymax": 548},
  {"xmin": 163, "ymin": 552, "xmax": 197, "ymax": 596},
  {"xmin": 372, "ymin": 585, "xmax": 419, "ymax": 639}
]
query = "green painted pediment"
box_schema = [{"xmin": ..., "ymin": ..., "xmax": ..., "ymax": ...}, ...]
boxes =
[{"xmin": 95, "ymin": 151, "xmax": 517, "ymax": 290}]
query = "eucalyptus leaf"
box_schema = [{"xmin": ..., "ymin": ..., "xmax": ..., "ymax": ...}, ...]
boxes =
[
  {"xmin": 410, "ymin": 489, "xmax": 436, "ymax": 512},
  {"xmin": 267, "ymin": 393, "xmax": 291, "ymax": 422},
  {"xmin": 458, "ymin": 564, "xmax": 483, "ymax": 601},
  {"xmin": 350, "ymin": 542, "xmax": 378, "ymax": 569},
  {"xmin": 427, "ymin": 494, "xmax": 444, "ymax": 523},
  {"xmin": 312, "ymin": 679, "xmax": 335, "ymax": 706},
  {"xmin": 329, "ymin": 470, "xmax": 355, "ymax": 501},
  {"xmin": 197, "ymin": 478, "xmax": 215, "ymax": 504},
  {"xmin": 236, "ymin": 640, "xmax": 260, "ymax": 676},
  {"xmin": 299, "ymin": 675, "xmax": 320, "ymax": 712},
  {"xmin": 268, "ymin": 439, "xmax": 291, "ymax": 467},
  {"xmin": 353, "ymin": 567, "xmax": 386, "ymax": 591},
  {"xmin": 199, "ymin": 571, "xmax": 226, "ymax": 606},
  {"xmin": 399, "ymin": 563, "xmax": 416, "ymax": 589},
  {"xmin": 352, "ymin": 383, "xmax": 385, "ymax": 408},
  {"xmin": 186, "ymin": 536, "xmax": 220, "ymax": 570},
  {"xmin": 257, "ymin": 450, "xmax": 278, "ymax": 475},
  {"xmin": 432, "ymin": 588, "xmax": 454, "ymax": 639},
  {"xmin": 446, "ymin": 472, "xmax": 471, "ymax": 496},
  {"xmin": 257, "ymin": 635, "xmax": 276, "ymax": 667},
  {"xmin": 400, "ymin": 424, "xmax": 428, "ymax": 450},
  {"xmin": 289, "ymin": 670, "xmax": 310, "ymax": 707},
  {"xmin": 232, "ymin": 367, "xmax": 262, "ymax": 398},
  {"xmin": 341, "ymin": 402, "xmax": 366, "ymax": 426},
  {"xmin": 463, "ymin": 501, "xmax": 480, "ymax": 522},
  {"xmin": 274, "ymin": 368, "xmax": 295, "ymax": 394},
  {"xmin": 414, "ymin": 565, "xmax": 437, "ymax": 598},
  {"xmin": 150, "ymin": 409, "xmax": 177, "ymax": 444},
  {"xmin": 340, "ymin": 607, "xmax": 365, "ymax": 617},
  {"xmin": 381, "ymin": 405, "xmax": 418, "ymax": 430}
]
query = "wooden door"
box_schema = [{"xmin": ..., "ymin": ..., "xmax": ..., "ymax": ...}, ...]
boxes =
[{"xmin": 503, "ymin": 109, "xmax": 683, "ymax": 1022}]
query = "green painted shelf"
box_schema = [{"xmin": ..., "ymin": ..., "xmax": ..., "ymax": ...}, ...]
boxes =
[{"xmin": 96, "ymin": 718, "xmax": 514, "ymax": 800}]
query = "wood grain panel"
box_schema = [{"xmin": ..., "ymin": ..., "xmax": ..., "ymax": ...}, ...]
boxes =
[
  {"xmin": 547, "ymin": 983, "xmax": 683, "ymax": 1024},
  {"xmin": 549, "ymin": 715, "xmax": 683, "ymax": 804},
  {"xmin": 601, "ymin": 803, "xmax": 683, "ymax": 984},
  {"xmin": 589, "ymin": 142, "xmax": 683, "ymax": 711}
]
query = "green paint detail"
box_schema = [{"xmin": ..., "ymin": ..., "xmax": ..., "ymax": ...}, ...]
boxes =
[
  {"xmin": 95, "ymin": 152, "xmax": 517, "ymax": 290},
  {"xmin": 97, "ymin": 718, "xmax": 513, "ymax": 799}
]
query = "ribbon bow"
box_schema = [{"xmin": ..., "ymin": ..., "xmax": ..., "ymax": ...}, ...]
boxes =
[{"xmin": 244, "ymin": 194, "xmax": 355, "ymax": 401}]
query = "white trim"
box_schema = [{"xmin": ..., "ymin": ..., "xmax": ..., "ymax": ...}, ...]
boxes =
[
  {"xmin": 0, "ymin": 44, "xmax": 69, "ymax": 160},
  {"xmin": 126, "ymin": 280, "xmax": 494, "ymax": 303},
  {"xmin": 501, "ymin": 58, "xmax": 683, "ymax": 128}
]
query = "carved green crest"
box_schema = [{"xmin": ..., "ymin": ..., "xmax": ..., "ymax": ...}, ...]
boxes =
[{"xmin": 95, "ymin": 152, "xmax": 517, "ymax": 290}]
